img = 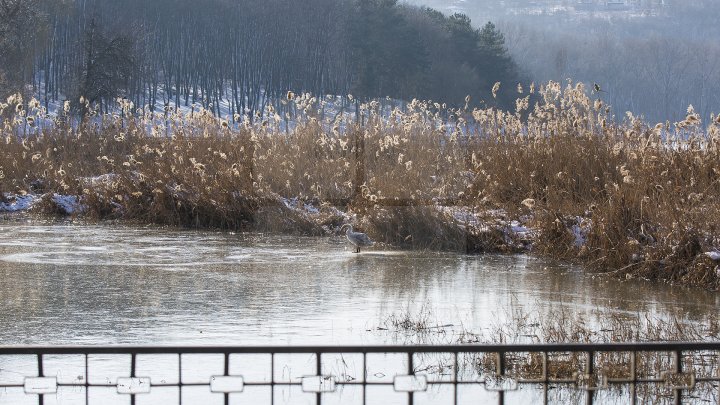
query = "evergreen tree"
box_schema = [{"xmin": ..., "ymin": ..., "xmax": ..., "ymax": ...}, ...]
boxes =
[
  {"xmin": 348, "ymin": 0, "xmax": 427, "ymax": 100},
  {"xmin": 446, "ymin": 13, "xmax": 478, "ymax": 66},
  {"xmin": 476, "ymin": 21, "xmax": 520, "ymax": 107}
]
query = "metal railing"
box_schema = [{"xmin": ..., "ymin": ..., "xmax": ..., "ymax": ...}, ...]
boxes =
[{"xmin": 1, "ymin": 342, "xmax": 719, "ymax": 405}]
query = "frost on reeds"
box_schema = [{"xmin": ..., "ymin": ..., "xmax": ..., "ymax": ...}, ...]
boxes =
[
  {"xmin": 378, "ymin": 304, "xmax": 719, "ymax": 345},
  {"xmin": 1, "ymin": 83, "xmax": 720, "ymax": 289},
  {"xmin": 375, "ymin": 305, "xmax": 719, "ymax": 402}
]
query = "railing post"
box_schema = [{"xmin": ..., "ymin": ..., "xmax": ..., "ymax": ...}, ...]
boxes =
[
  {"xmin": 586, "ymin": 351, "xmax": 594, "ymax": 405},
  {"xmin": 630, "ymin": 351, "xmax": 636, "ymax": 405},
  {"xmin": 542, "ymin": 352, "xmax": 548, "ymax": 405},
  {"xmin": 224, "ymin": 352, "xmax": 230, "ymax": 405},
  {"xmin": 178, "ymin": 353, "xmax": 182, "ymax": 405},
  {"xmin": 497, "ymin": 351, "xmax": 505, "ymax": 405},
  {"xmin": 37, "ymin": 354, "xmax": 44, "ymax": 405},
  {"xmin": 270, "ymin": 352, "xmax": 275, "ymax": 405},
  {"xmin": 131, "ymin": 353, "xmax": 136, "ymax": 405},
  {"xmin": 408, "ymin": 352, "xmax": 414, "ymax": 405},
  {"xmin": 85, "ymin": 354, "xmax": 90, "ymax": 405},
  {"xmin": 453, "ymin": 352, "xmax": 459, "ymax": 405},
  {"xmin": 674, "ymin": 350, "xmax": 682, "ymax": 405},
  {"xmin": 316, "ymin": 352, "xmax": 322, "ymax": 405},
  {"xmin": 362, "ymin": 352, "xmax": 367, "ymax": 405}
]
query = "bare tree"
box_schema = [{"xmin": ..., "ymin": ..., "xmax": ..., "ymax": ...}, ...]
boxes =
[{"xmin": 0, "ymin": 0, "xmax": 48, "ymax": 98}]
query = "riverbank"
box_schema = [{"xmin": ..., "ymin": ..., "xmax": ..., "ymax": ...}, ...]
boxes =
[{"xmin": 2, "ymin": 83, "xmax": 720, "ymax": 290}]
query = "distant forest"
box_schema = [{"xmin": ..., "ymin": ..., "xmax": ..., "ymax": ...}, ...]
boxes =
[
  {"xmin": 0, "ymin": 0, "xmax": 522, "ymax": 117},
  {"xmin": 408, "ymin": 0, "xmax": 720, "ymax": 123}
]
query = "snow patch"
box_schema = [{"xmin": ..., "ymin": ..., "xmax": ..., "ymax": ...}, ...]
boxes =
[
  {"xmin": 447, "ymin": 207, "xmax": 481, "ymax": 228},
  {"xmin": 509, "ymin": 220, "xmax": 530, "ymax": 236},
  {"xmin": 572, "ymin": 224, "xmax": 585, "ymax": 247},
  {"xmin": 51, "ymin": 194, "xmax": 84, "ymax": 215},
  {"xmin": 0, "ymin": 194, "xmax": 38, "ymax": 212},
  {"xmin": 1, "ymin": 192, "xmax": 84, "ymax": 215},
  {"xmin": 280, "ymin": 197, "xmax": 321, "ymax": 215},
  {"xmin": 304, "ymin": 203, "xmax": 320, "ymax": 214},
  {"xmin": 571, "ymin": 217, "xmax": 591, "ymax": 247}
]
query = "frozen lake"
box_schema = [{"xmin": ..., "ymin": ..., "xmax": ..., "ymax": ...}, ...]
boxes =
[
  {"xmin": 0, "ymin": 223, "xmax": 717, "ymax": 345},
  {"xmin": 0, "ymin": 223, "xmax": 718, "ymax": 404}
]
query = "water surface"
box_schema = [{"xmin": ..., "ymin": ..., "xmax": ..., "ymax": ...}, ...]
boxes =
[{"xmin": 0, "ymin": 223, "xmax": 716, "ymax": 346}]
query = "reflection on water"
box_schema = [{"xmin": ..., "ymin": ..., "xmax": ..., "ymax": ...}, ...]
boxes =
[{"xmin": 0, "ymin": 223, "xmax": 717, "ymax": 345}]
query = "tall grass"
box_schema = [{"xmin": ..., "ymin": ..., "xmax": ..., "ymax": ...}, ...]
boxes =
[
  {"xmin": 375, "ymin": 305, "xmax": 719, "ymax": 402},
  {"xmin": 1, "ymin": 83, "xmax": 719, "ymax": 289}
]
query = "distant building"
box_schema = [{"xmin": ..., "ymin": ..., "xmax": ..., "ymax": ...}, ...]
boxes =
[
  {"xmin": 624, "ymin": 0, "xmax": 667, "ymax": 7},
  {"xmin": 575, "ymin": 0, "xmax": 598, "ymax": 12},
  {"xmin": 605, "ymin": 1, "xmax": 630, "ymax": 11},
  {"xmin": 522, "ymin": 0, "xmax": 665, "ymax": 15}
]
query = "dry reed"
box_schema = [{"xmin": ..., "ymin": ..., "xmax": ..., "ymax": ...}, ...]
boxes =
[{"xmin": 1, "ymin": 84, "xmax": 719, "ymax": 289}]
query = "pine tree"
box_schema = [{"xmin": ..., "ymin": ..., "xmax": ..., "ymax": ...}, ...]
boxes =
[
  {"xmin": 476, "ymin": 21, "xmax": 520, "ymax": 108},
  {"xmin": 348, "ymin": 0, "xmax": 427, "ymax": 100}
]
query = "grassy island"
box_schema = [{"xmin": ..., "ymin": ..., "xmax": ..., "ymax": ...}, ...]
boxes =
[{"xmin": 2, "ymin": 82, "xmax": 719, "ymax": 290}]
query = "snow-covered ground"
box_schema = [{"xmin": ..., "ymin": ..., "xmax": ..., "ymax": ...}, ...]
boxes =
[
  {"xmin": 28, "ymin": 78, "xmax": 388, "ymax": 132},
  {"xmin": 0, "ymin": 193, "xmax": 82, "ymax": 215},
  {"xmin": 2, "ymin": 188, "xmax": 538, "ymax": 251},
  {"xmin": 0, "ymin": 194, "xmax": 37, "ymax": 212},
  {"xmin": 414, "ymin": 0, "xmax": 664, "ymax": 19}
]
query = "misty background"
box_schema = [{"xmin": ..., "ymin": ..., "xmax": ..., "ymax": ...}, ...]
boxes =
[
  {"xmin": 1, "ymin": 0, "xmax": 718, "ymax": 123},
  {"xmin": 406, "ymin": 0, "xmax": 720, "ymax": 123}
]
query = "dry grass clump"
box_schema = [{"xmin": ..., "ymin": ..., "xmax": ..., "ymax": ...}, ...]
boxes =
[
  {"xmin": 251, "ymin": 196, "xmax": 328, "ymax": 235},
  {"xmin": 356, "ymin": 204, "xmax": 523, "ymax": 253},
  {"xmin": 380, "ymin": 304, "xmax": 720, "ymax": 345},
  {"xmin": 253, "ymin": 103, "xmax": 354, "ymax": 202},
  {"xmin": 460, "ymin": 82, "xmax": 720, "ymax": 289},
  {"xmin": 377, "ymin": 305, "xmax": 719, "ymax": 401},
  {"xmin": 1, "ymin": 85, "xmax": 719, "ymax": 288},
  {"xmin": 382, "ymin": 304, "xmax": 434, "ymax": 332},
  {"xmin": 460, "ymin": 305, "xmax": 718, "ymax": 390},
  {"xmin": 360, "ymin": 206, "xmax": 467, "ymax": 251},
  {"xmin": 1, "ymin": 97, "xmax": 259, "ymax": 229}
]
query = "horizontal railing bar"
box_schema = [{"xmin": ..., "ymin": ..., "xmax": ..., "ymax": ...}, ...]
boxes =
[
  {"xmin": 4, "ymin": 378, "xmax": 719, "ymax": 390},
  {"xmin": 4, "ymin": 377, "xmax": 720, "ymax": 387},
  {"xmin": 695, "ymin": 377, "xmax": 720, "ymax": 382},
  {"xmin": 1, "ymin": 342, "xmax": 719, "ymax": 355}
]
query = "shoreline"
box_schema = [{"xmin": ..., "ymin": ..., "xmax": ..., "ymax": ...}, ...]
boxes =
[
  {"xmin": 3, "ymin": 190, "xmax": 718, "ymax": 291},
  {"xmin": 2, "ymin": 84, "xmax": 720, "ymax": 290}
]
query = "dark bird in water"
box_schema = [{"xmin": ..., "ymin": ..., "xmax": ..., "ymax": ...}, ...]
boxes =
[
  {"xmin": 593, "ymin": 83, "xmax": 605, "ymax": 93},
  {"xmin": 340, "ymin": 224, "xmax": 374, "ymax": 253}
]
